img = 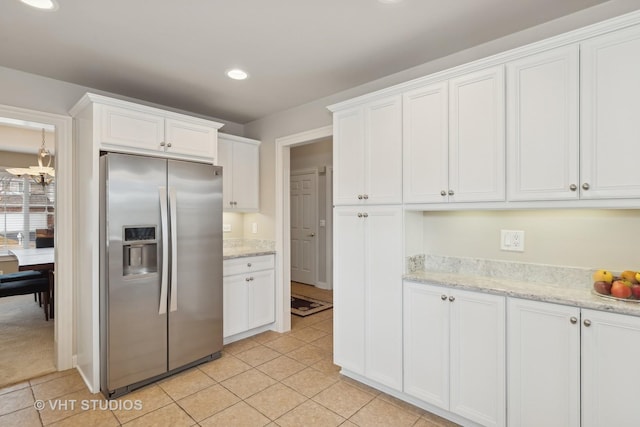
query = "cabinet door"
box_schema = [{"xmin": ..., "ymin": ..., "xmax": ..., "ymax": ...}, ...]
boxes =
[
  {"xmin": 333, "ymin": 207, "xmax": 366, "ymax": 374},
  {"xmin": 403, "ymin": 82, "xmax": 449, "ymax": 203},
  {"xmin": 582, "ymin": 309, "xmax": 640, "ymax": 427},
  {"xmin": 165, "ymin": 118, "xmax": 217, "ymax": 161},
  {"xmin": 507, "ymin": 298, "xmax": 580, "ymax": 427},
  {"xmin": 403, "ymin": 281, "xmax": 450, "ymax": 409},
  {"xmin": 333, "ymin": 108, "xmax": 366, "ymax": 205},
  {"xmin": 449, "ymin": 66, "xmax": 505, "ymax": 202},
  {"xmin": 365, "ymin": 205, "xmax": 403, "ymax": 390},
  {"xmin": 449, "ymin": 288, "xmax": 505, "ymax": 427},
  {"xmin": 217, "ymin": 138, "xmax": 234, "ymax": 209},
  {"xmin": 507, "ymin": 45, "xmax": 580, "ymax": 201},
  {"xmin": 100, "ymin": 104, "xmax": 164, "ymax": 151},
  {"xmin": 581, "ymin": 25, "xmax": 640, "ymax": 199},
  {"xmin": 248, "ymin": 269, "xmax": 275, "ymax": 329},
  {"xmin": 365, "ymin": 96, "xmax": 403, "ymax": 204},
  {"xmin": 232, "ymin": 140, "xmax": 259, "ymax": 211},
  {"xmin": 223, "ymin": 275, "xmax": 248, "ymax": 337}
]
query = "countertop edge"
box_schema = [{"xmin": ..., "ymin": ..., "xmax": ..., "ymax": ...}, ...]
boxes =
[
  {"xmin": 404, "ymin": 271, "xmax": 640, "ymax": 317},
  {"xmin": 223, "ymin": 250, "xmax": 276, "ymax": 260}
]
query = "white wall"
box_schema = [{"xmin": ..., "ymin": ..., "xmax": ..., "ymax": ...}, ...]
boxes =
[
  {"xmin": 415, "ymin": 209, "xmax": 640, "ymax": 272},
  {"xmin": 243, "ymin": 0, "xmax": 640, "ymax": 240}
]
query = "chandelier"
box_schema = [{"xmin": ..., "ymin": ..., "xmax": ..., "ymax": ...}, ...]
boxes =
[{"xmin": 7, "ymin": 128, "xmax": 55, "ymax": 188}]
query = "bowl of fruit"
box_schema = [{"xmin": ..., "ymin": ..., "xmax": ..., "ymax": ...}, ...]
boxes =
[{"xmin": 592, "ymin": 269, "xmax": 640, "ymax": 301}]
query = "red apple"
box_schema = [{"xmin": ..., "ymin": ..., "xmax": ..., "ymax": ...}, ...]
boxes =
[
  {"xmin": 611, "ymin": 281, "xmax": 633, "ymax": 299},
  {"xmin": 594, "ymin": 281, "xmax": 612, "ymax": 295},
  {"xmin": 631, "ymin": 284, "xmax": 640, "ymax": 299}
]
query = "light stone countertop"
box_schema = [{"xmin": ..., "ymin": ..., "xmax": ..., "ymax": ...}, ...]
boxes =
[
  {"xmin": 404, "ymin": 270, "xmax": 640, "ymax": 318},
  {"xmin": 223, "ymin": 247, "xmax": 276, "ymax": 260}
]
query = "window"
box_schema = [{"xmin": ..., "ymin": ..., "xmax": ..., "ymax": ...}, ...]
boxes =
[{"xmin": 0, "ymin": 170, "xmax": 55, "ymax": 254}]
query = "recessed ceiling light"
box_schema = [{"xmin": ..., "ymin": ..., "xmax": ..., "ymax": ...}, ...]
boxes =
[
  {"xmin": 19, "ymin": 0, "xmax": 59, "ymax": 10},
  {"xmin": 226, "ymin": 69, "xmax": 249, "ymax": 80}
]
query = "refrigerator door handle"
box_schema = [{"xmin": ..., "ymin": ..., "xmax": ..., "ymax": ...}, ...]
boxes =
[
  {"xmin": 159, "ymin": 186, "xmax": 169, "ymax": 315},
  {"xmin": 169, "ymin": 187, "xmax": 178, "ymax": 312}
]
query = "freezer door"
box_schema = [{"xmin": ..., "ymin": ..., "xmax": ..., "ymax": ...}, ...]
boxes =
[
  {"xmin": 167, "ymin": 160, "xmax": 223, "ymax": 370},
  {"xmin": 102, "ymin": 153, "xmax": 168, "ymax": 391}
]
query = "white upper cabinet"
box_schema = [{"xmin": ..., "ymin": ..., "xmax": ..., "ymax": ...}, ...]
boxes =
[
  {"xmin": 164, "ymin": 118, "xmax": 217, "ymax": 160},
  {"xmin": 581, "ymin": 24, "xmax": 640, "ymax": 199},
  {"xmin": 81, "ymin": 93, "xmax": 222, "ymax": 162},
  {"xmin": 333, "ymin": 95, "xmax": 402, "ymax": 206},
  {"xmin": 217, "ymin": 134, "xmax": 260, "ymax": 212},
  {"xmin": 506, "ymin": 45, "xmax": 580, "ymax": 201},
  {"xmin": 448, "ymin": 66, "xmax": 506, "ymax": 202},
  {"xmin": 403, "ymin": 82, "xmax": 449, "ymax": 203},
  {"xmin": 403, "ymin": 66, "xmax": 505, "ymax": 204}
]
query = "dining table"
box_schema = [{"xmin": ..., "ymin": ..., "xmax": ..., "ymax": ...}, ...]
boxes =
[{"xmin": 9, "ymin": 247, "xmax": 54, "ymax": 271}]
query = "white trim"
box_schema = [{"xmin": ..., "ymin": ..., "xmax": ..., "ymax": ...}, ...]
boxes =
[
  {"xmin": 328, "ymin": 10, "xmax": 640, "ymax": 112},
  {"xmin": 274, "ymin": 125, "xmax": 332, "ymax": 333},
  {"xmin": 0, "ymin": 104, "xmax": 74, "ymax": 372}
]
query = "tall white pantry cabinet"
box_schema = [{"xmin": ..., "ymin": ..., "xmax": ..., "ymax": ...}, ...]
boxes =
[{"xmin": 330, "ymin": 93, "xmax": 404, "ymax": 392}]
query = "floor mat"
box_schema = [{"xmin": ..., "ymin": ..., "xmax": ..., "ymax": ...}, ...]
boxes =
[{"xmin": 291, "ymin": 294, "xmax": 333, "ymax": 317}]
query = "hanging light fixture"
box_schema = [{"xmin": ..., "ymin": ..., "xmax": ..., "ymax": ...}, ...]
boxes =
[{"xmin": 7, "ymin": 128, "xmax": 55, "ymax": 188}]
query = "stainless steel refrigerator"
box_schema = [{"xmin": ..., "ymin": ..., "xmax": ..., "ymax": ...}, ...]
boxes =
[{"xmin": 99, "ymin": 152, "xmax": 223, "ymax": 398}]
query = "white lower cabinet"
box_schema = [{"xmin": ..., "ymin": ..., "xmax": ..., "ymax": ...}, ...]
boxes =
[
  {"xmin": 508, "ymin": 299, "xmax": 640, "ymax": 427},
  {"xmin": 581, "ymin": 308, "xmax": 640, "ymax": 427},
  {"xmin": 507, "ymin": 298, "xmax": 580, "ymax": 427},
  {"xmin": 403, "ymin": 281, "xmax": 506, "ymax": 427},
  {"xmin": 333, "ymin": 205, "xmax": 403, "ymax": 391},
  {"xmin": 223, "ymin": 255, "xmax": 275, "ymax": 338}
]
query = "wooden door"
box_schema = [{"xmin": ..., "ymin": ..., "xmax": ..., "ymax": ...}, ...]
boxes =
[{"xmin": 290, "ymin": 170, "xmax": 318, "ymax": 285}]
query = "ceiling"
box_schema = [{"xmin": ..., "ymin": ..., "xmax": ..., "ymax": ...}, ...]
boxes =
[{"xmin": 0, "ymin": 0, "xmax": 611, "ymax": 124}]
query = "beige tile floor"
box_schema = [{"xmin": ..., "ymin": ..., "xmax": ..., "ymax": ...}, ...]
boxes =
[{"xmin": 0, "ymin": 291, "xmax": 458, "ymax": 426}]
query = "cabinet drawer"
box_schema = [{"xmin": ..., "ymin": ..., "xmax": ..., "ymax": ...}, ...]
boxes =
[{"xmin": 223, "ymin": 255, "xmax": 274, "ymax": 276}]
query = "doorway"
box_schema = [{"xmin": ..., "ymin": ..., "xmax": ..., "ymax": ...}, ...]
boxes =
[
  {"xmin": 0, "ymin": 104, "xmax": 74, "ymax": 384},
  {"xmin": 274, "ymin": 125, "xmax": 332, "ymax": 333},
  {"xmin": 0, "ymin": 128, "xmax": 56, "ymax": 386}
]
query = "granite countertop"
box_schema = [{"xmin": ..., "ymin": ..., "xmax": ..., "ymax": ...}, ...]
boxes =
[
  {"xmin": 404, "ymin": 270, "xmax": 640, "ymax": 317},
  {"xmin": 223, "ymin": 247, "xmax": 276, "ymax": 260},
  {"xmin": 404, "ymin": 255, "xmax": 640, "ymax": 317}
]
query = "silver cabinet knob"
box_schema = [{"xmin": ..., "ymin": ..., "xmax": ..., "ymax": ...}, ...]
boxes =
[
  {"xmin": 357, "ymin": 213, "xmax": 363, "ymax": 218},
  {"xmin": 166, "ymin": 142, "xmax": 172, "ymax": 148},
  {"xmin": 362, "ymin": 213, "xmax": 368, "ymax": 218},
  {"xmin": 245, "ymin": 277, "xmax": 251, "ymax": 282},
  {"xmin": 440, "ymin": 190, "xmax": 447, "ymax": 196},
  {"xmin": 441, "ymin": 295, "xmax": 447, "ymax": 301},
  {"xmin": 448, "ymin": 296, "xmax": 455, "ymax": 302},
  {"xmin": 363, "ymin": 194, "xmax": 369, "ymax": 200},
  {"xmin": 247, "ymin": 263, "xmax": 252, "ymax": 267},
  {"xmin": 358, "ymin": 195, "xmax": 363, "ymax": 200},
  {"xmin": 308, "ymin": 233, "xmax": 316, "ymax": 237},
  {"xmin": 582, "ymin": 183, "xmax": 590, "ymax": 191},
  {"xmin": 583, "ymin": 319, "xmax": 592, "ymax": 327},
  {"xmin": 570, "ymin": 316, "xmax": 578, "ymax": 324},
  {"xmin": 160, "ymin": 141, "xmax": 166, "ymax": 147},
  {"xmin": 569, "ymin": 184, "xmax": 577, "ymax": 191},
  {"xmin": 250, "ymin": 277, "xmax": 254, "ymax": 281},
  {"xmin": 448, "ymin": 190, "xmax": 454, "ymax": 196}
]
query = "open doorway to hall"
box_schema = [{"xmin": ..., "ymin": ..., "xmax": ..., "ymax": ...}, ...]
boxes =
[{"xmin": 289, "ymin": 138, "xmax": 333, "ymax": 319}]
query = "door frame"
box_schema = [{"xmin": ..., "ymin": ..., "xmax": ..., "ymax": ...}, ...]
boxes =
[
  {"xmin": 0, "ymin": 103, "xmax": 74, "ymax": 371},
  {"xmin": 290, "ymin": 167, "xmax": 319, "ymax": 286},
  {"xmin": 274, "ymin": 125, "xmax": 332, "ymax": 333}
]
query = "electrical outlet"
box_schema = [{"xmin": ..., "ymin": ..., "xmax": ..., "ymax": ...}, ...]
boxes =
[
  {"xmin": 251, "ymin": 223, "xmax": 258, "ymax": 234},
  {"xmin": 501, "ymin": 230, "xmax": 525, "ymax": 252},
  {"xmin": 223, "ymin": 224, "xmax": 231, "ymax": 232}
]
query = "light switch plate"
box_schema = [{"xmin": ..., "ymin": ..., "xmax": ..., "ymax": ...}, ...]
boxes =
[
  {"xmin": 223, "ymin": 224, "xmax": 231, "ymax": 232},
  {"xmin": 501, "ymin": 229, "xmax": 525, "ymax": 252}
]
